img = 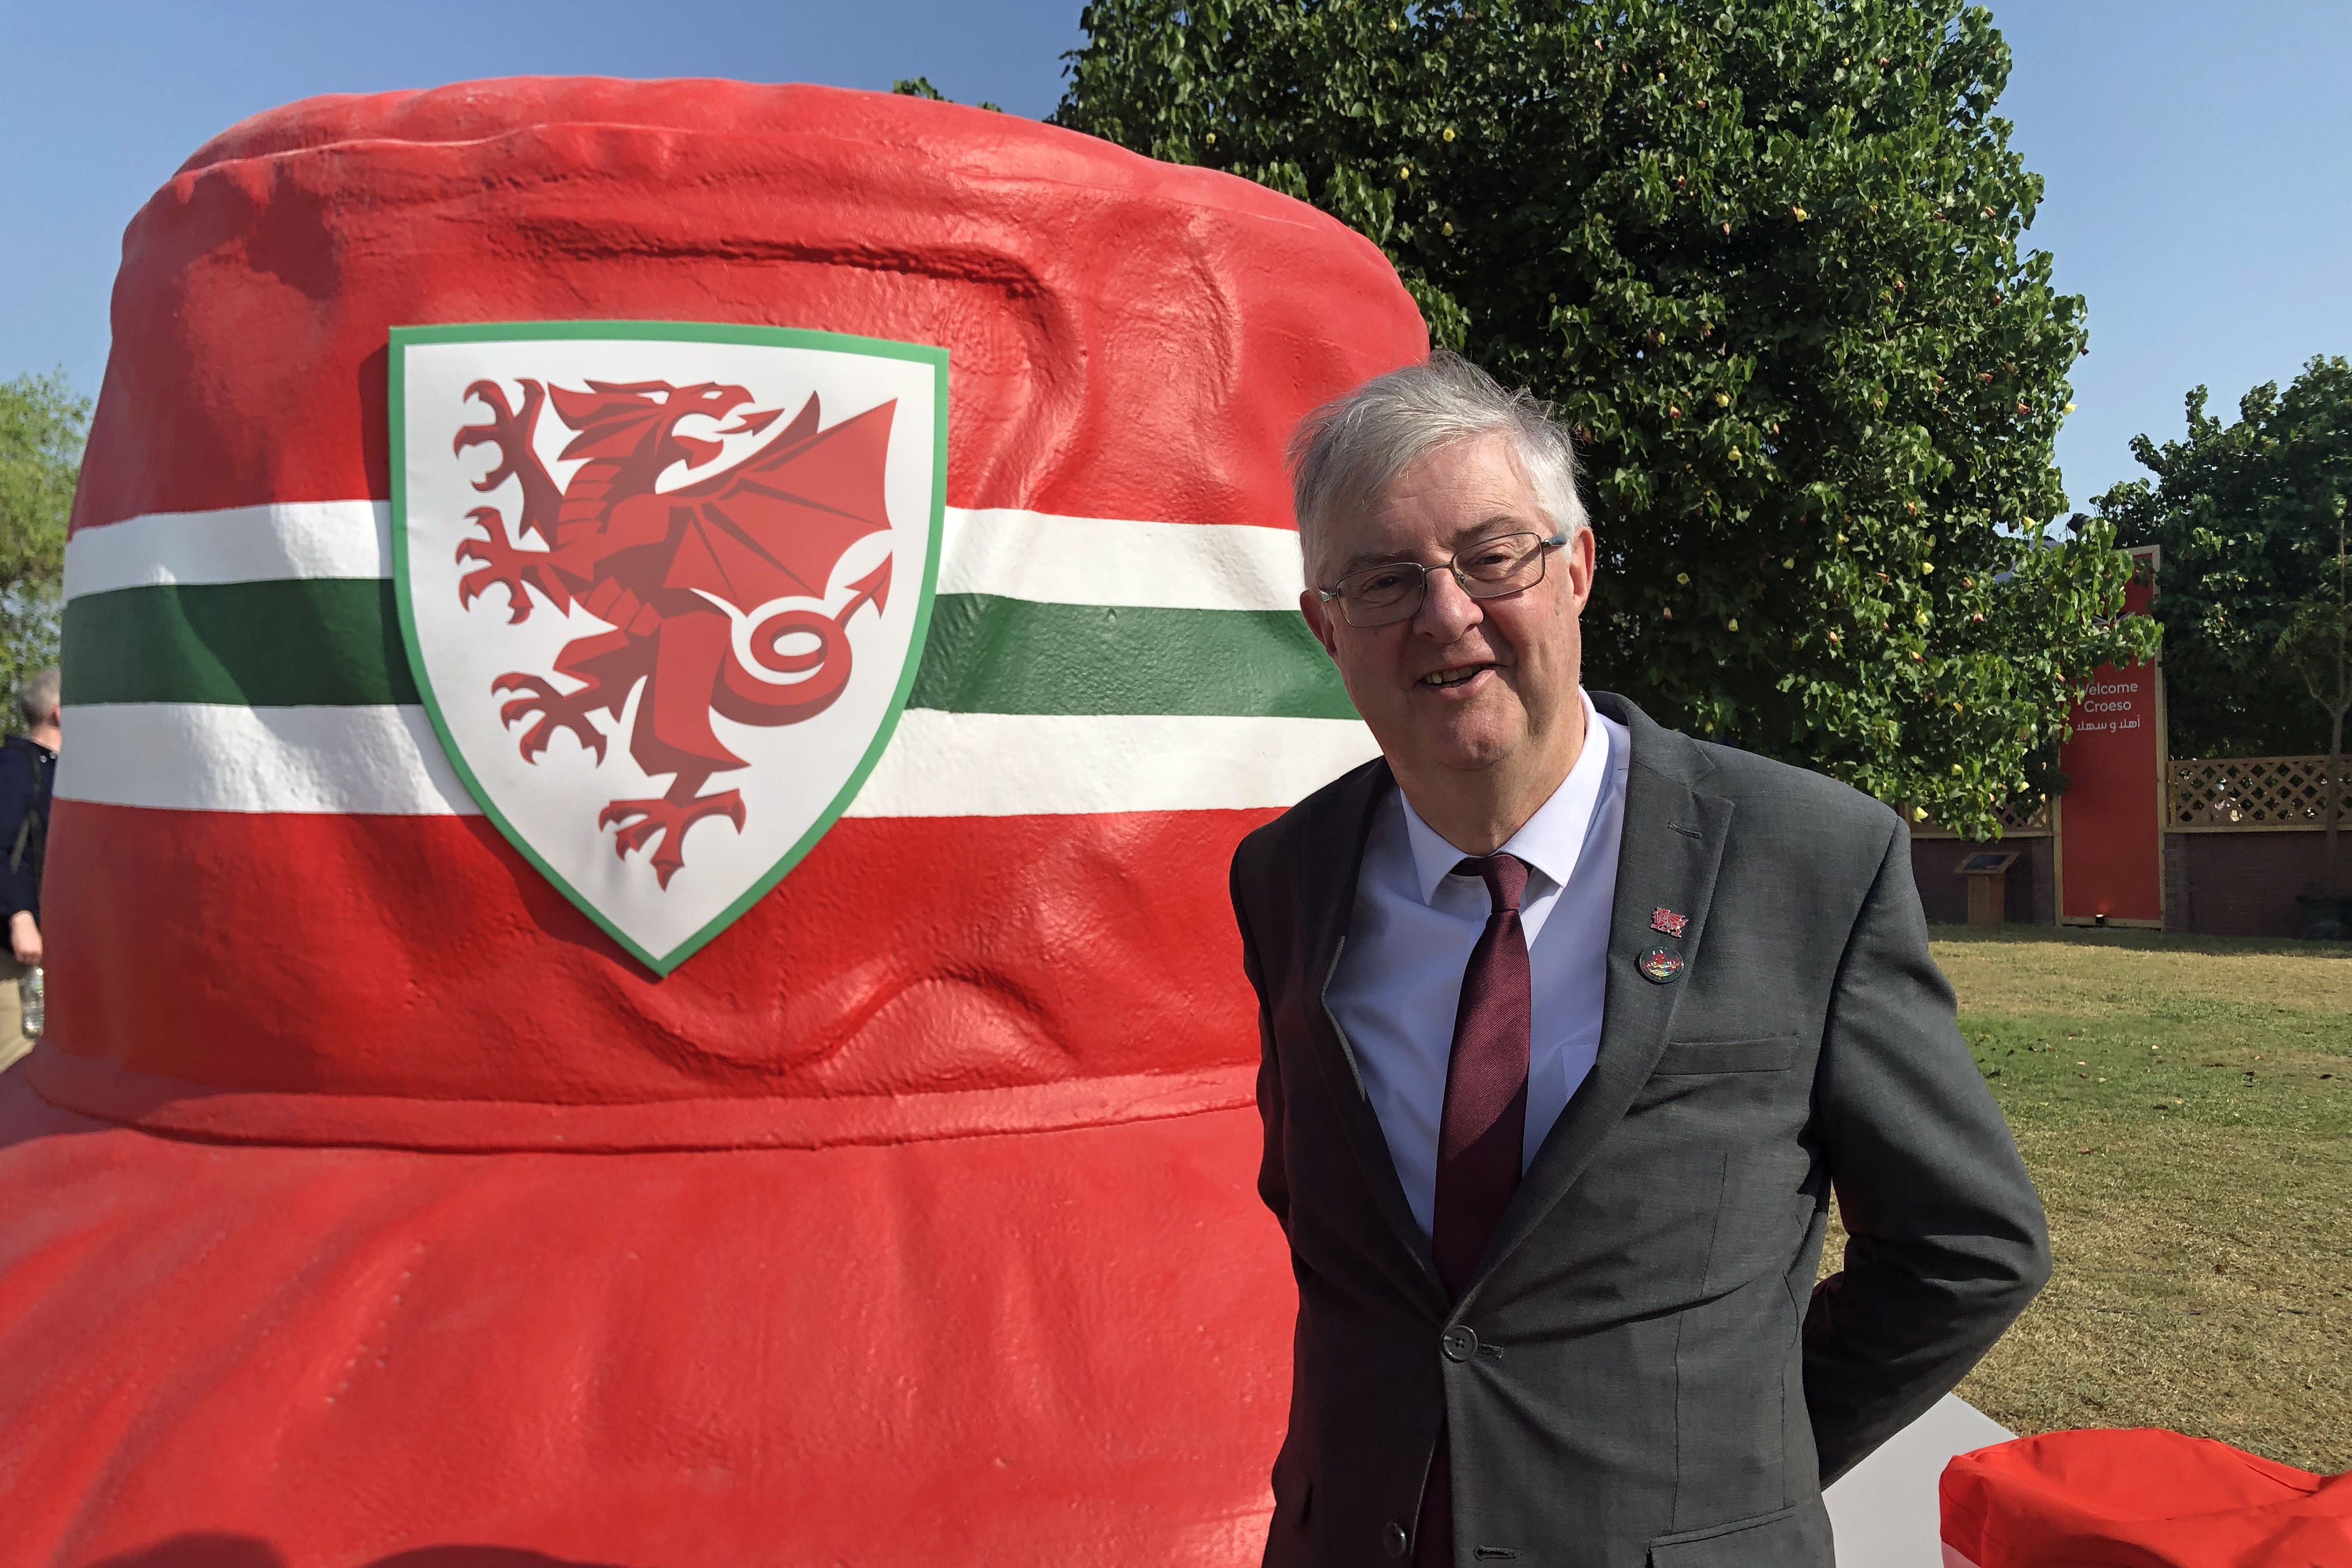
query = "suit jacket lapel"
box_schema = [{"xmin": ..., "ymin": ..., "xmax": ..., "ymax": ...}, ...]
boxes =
[
  {"xmin": 1460, "ymin": 696, "xmax": 1734, "ymax": 1304},
  {"xmin": 1292, "ymin": 758, "xmax": 1450, "ymax": 1309}
]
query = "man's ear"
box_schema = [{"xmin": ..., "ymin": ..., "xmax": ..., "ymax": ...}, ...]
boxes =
[
  {"xmin": 1300, "ymin": 589, "xmax": 1342, "ymax": 661},
  {"xmin": 1562, "ymin": 527, "xmax": 1597, "ymax": 617}
]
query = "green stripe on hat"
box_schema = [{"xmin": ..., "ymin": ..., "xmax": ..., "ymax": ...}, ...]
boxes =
[
  {"xmin": 63, "ymin": 582, "xmax": 1354, "ymax": 720},
  {"xmin": 914, "ymin": 594, "xmax": 1350, "ymax": 718},
  {"xmin": 64, "ymin": 580, "xmax": 419, "ymax": 707}
]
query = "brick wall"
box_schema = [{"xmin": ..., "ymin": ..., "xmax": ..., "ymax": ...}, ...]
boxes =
[
  {"xmin": 2164, "ymin": 831, "xmax": 2346, "ymax": 937},
  {"xmin": 1907, "ymin": 826, "xmax": 2339, "ymax": 936},
  {"xmin": 1910, "ymin": 835, "xmax": 2053, "ymax": 926}
]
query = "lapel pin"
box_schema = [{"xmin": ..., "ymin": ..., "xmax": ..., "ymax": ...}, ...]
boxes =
[
  {"xmin": 1639, "ymin": 947, "xmax": 1685, "ymax": 984},
  {"xmin": 1650, "ymin": 907, "xmax": 1689, "ymax": 938}
]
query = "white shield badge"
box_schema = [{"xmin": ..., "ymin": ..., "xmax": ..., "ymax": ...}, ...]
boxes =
[{"xmin": 391, "ymin": 321, "xmax": 946, "ymax": 974}]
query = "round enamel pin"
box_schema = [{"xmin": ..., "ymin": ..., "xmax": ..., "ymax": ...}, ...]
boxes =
[{"xmin": 1639, "ymin": 946, "xmax": 1685, "ymax": 984}]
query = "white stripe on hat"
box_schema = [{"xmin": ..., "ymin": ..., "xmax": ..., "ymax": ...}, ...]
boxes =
[
  {"xmin": 848, "ymin": 710, "xmax": 1377, "ymax": 818},
  {"xmin": 936, "ymin": 508, "xmax": 1306, "ymax": 611},
  {"xmin": 57, "ymin": 705, "xmax": 1378, "ymax": 819},
  {"xmin": 65, "ymin": 503, "xmax": 1310, "ymax": 612},
  {"xmin": 65, "ymin": 502, "xmax": 394, "ymax": 596},
  {"xmin": 59, "ymin": 703, "xmax": 474, "ymax": 816}
]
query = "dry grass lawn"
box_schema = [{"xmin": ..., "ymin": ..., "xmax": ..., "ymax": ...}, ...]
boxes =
[{"xmin": 1826, "ymin": 926, "xmax": 2351, "ymax": 1474}]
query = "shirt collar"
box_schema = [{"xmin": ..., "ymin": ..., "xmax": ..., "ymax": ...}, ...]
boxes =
[{"xmin": 1398, "ymin": 688, "xmax": 1613, "ymax": 905}]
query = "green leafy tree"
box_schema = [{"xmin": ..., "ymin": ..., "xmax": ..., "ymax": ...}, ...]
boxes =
[
  {"xmin": 895, "ymin": 76, "xmax": 1004, "ymax": 113},
  {"xmin": 1057, "ymin": 0, "xmax": 2154, "ymax": 834},
  {"xmin": 0, "ymin": 368, "xmax": 85, "ymax": 713},
  {"xmin": 2097, "ymin": 356, "xmax": 2352, "ymax": 761},
  {"xmin": 2267, "ymin": 495, "xmax": 2350, "ymax": 892}
]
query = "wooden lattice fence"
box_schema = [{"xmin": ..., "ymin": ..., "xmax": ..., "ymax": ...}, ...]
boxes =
[
  {"xmin": 2166, "ymin": 754, "xmax": 2352, "ymax": 832},
  {"xmin": 1912, "ymin": 796, "xmax": 2054, "ymax": 839}
]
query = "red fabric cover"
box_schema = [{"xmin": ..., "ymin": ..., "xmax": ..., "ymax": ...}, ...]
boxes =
[
  {"xmin": 0, "ymin": 79, "xmax": 1428, "ymax": 1564},
  {"xmin": 0, "ymin": 1073, "xmax": 1286, "ymax": 1566},
  {"xmin": 75, "ymin": 75, "xmax": 1405, "ymax": 536},
  {"xmin": 1941, "ymin": 1428, "xmax": 2352, "ymax": 1567},
  {"xmin": 38, "ymin": 803, "xmax": 1275, "ymax": 1140},
  {"xmin": 52, "ymin": 78, "xmax": 1420, "ymax": 1124}
]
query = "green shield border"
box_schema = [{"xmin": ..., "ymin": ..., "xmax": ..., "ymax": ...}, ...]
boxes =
[{"xmin": 388, "ymin": 320, "xmax": 949, "ymax": 976}]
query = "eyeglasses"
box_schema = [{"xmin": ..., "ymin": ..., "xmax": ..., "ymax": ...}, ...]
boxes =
[{"xmin": 1317, "ymin": 531, "xmax": 1567, "ymax": 628}]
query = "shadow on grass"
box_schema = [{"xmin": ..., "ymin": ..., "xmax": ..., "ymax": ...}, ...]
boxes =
[{"xmin": 1928, "ymin": 923, "xmax": 2352, "ymax": 960}]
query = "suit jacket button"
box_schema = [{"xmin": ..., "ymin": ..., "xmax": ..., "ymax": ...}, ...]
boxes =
[
  {"xmin": 1382, "ymin": 1522, "xmax": 1410, "ymax": 1558},
  {"xmin": 1442, "ymin": 1325, "xmax": 1478, "ymax": 1363}
]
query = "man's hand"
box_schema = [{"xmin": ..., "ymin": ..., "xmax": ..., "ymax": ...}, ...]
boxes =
[
  {"xmin": 9, "ymin": 911, "xmax": 41, "ymax": 967},
  {"xmin": 1803, "ymin": 820, "xmax": 2050, "ymax": 1484}
]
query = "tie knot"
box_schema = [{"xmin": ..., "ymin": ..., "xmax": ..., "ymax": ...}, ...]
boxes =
[{"xmin": 1454, "ymin": 852, "xmax": 1529, "ymax": 914}]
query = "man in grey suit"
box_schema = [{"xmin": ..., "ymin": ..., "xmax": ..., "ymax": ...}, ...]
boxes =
[{"xmin": 1230, "ymin": 355, "xmax": 2049, "ymax": 1567}]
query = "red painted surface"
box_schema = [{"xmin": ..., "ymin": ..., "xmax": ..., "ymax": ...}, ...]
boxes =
[
  {"xmin": 1942, "ymin": 1428, "xmax": 2352, "ymax": 1566},
  {"xmin": 71, "ymin": 78, "xmax": 1410, "ymax": 536},
  {"xmin": 2, "ymin": 79, "xmax": 1428, "ymax": 1564},
  {"xmin": 0, "ymin": 1074, "xmax": 1287, "ymax": 1567},
  {"xmin": 2057, "ymin": 551, "xmax": 2163, "ymax": 923},
  {"xmin": 43, "ymin": 803, "xmax": 1279, "ymax": 1115}
]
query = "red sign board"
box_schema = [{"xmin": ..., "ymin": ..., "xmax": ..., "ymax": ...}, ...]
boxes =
[{"xmin": 2057, "ymin": 547, "xmax": 2164, "ymax": 925}]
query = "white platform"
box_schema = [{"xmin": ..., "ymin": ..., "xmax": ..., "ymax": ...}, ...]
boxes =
[{"xmin": 1823, "ymin": 1395, "xmax": 2012, "ymax": 1566}]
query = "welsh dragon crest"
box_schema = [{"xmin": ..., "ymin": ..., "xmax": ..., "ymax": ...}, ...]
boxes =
[
  {"xmin": 392, "ymin": 323, "xmax": 946, "ymax": 974},
  {"xmin": 449, "ymin": 376, "xmax": 893, "ymax": 885}
]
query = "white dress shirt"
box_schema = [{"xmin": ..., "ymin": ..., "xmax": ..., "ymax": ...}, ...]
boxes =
[{"xmin": 1326, "ymin": 691, "xmax": 1631, "ymax": 1239}]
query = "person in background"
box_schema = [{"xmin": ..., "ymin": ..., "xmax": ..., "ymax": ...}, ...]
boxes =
[{"xmin": 0, "ymin": 667, "xmax": 60, "ymax": 1073}]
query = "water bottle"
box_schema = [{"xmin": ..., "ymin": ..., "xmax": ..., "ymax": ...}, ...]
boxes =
[{"xmin": 20, "ymin": 965, "xmax": 41, "ymax": 1037}]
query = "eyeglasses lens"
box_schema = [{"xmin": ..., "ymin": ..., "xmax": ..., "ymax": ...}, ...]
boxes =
[{"xmin": 1336, "ymin": 534, "xmax": 1549, "ymax": 626}]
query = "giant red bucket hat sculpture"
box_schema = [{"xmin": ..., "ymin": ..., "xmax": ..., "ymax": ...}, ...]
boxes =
[{"xmin": 0, "ymin": 80, "xmax": 1425, "ymax": 1564}]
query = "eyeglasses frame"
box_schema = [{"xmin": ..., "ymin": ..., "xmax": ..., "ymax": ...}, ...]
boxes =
[{"xmin": 1315, "ymin": 530, "xmax": 1570, "ymax": 628}]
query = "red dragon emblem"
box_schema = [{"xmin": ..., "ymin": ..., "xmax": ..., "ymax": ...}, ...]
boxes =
[{"xmin": 450, "ymin": 377, "xmax": 895, "ymax": 886}]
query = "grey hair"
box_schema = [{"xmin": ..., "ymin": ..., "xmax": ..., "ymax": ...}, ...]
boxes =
[
  {"xmin": 16, "ymin": 668, "xmax": 59, "ymax": 730},
  {"xmin": 1287, "ymin": 351, "xmax": 1587, "ymax": 582}
]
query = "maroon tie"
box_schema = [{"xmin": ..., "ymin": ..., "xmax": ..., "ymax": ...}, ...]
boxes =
[
  {"xmin": 1433, "ymin": 852, "xmax": 1533, "ymax": 1296},
  {"xmin": 1418, "ymin": 852, "xmax": 1532, "ymax": 1568}
]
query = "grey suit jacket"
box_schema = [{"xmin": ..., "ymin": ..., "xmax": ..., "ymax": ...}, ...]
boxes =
[{"xmin": 1229, "ymin": 692, "xmax": 2050, "ymax": 1568}]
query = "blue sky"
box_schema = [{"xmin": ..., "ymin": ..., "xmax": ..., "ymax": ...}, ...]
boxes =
[{"xmin": 5, "ymin": 1, "xmax": 2345, "ymax": 511}]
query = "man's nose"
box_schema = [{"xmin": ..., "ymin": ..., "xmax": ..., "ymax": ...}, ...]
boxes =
[{"xmin": 1415, "ymin": 567, "xmax": 1482, "ymax": 640}]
